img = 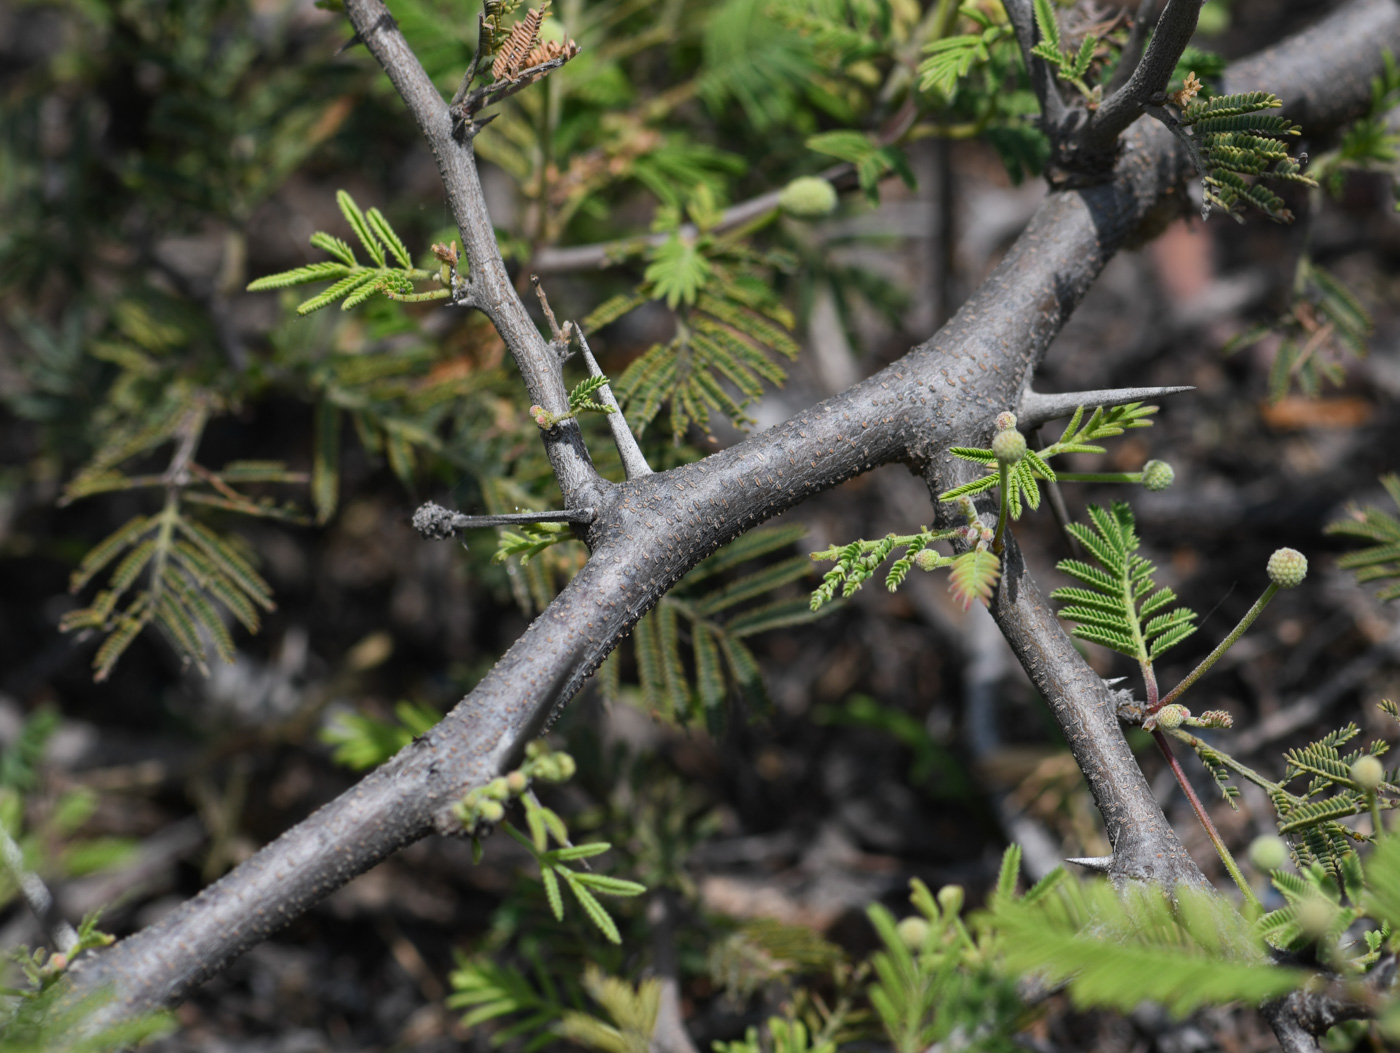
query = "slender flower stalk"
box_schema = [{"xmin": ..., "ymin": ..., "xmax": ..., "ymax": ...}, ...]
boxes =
[
  {"xmin": 1158, "ymin": 549, "xmax": 1308, "ymax": 711},
  {"xmin": 1154, "ymin": 729, "xmax": 1262, "ymax": 912}
]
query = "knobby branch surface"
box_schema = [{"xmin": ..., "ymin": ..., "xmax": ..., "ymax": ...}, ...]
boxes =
[{"xmin": 65, "ymin": 0, "xmax": 1400, "ymax": 1029}]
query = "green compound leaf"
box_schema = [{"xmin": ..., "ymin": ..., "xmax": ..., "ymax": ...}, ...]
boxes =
[
  {"xmin": 644, "ymin": 235, "xmax": 712, "ymax": 309},
  {"xmin": 948, "ymin": 547, "xmax": 1000, "ymax": 611},
  {"xmin": 1051, "ymin": 501, "xmax": 1197, "ymax": 665},
  {"xmin": 1327, "ymin": 474, "xmax": 1400, "ymax": 601}
]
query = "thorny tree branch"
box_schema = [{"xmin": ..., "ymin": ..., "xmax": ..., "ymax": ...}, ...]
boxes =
[
  {"xmin": 64, "ymin": 0, "xmax": 1400, "ymax": 1041},
  {"xmin": 1080, "ymin": 0, "xmax": 1206, "ymax": 161}
]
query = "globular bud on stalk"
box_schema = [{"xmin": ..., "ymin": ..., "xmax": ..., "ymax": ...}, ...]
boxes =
[
  {"xmin": 937, "ymin": 884, "xmax": 965, "ymax": 917},
  {"xmin": 913, "ymin": 548, "xmax": 944, "ymax": 571},
  {"xmin": 1266, "ymin": 548, "xmax": 1308, "ymax": 589},
  {"xmin": 1140, "ymin": 459, "xmax": 1175, "ymax": 492},
  {"xmin": 991, "ymin": 427, "xmax": 1026, "ymax": 466},
  {"xmin": 1149, "ymin": 703, "xmax": 1190, "ymax": 730},
  {"xmin": 994, "ymin": 411, "xmax": 1018, "ymax": 432},
  {"xmin": 1352, "ymin": 754, "xmax": 1385, "ymax": 792},
  {"xmin": 896, "ymin": 916, "xmax": 930, "ymax": 950},
  {"xmin": 506, "ymin": 770, "xmax": 530, "ymax": 795},
  {"xmin": 1248, "ymin": 835, "xmax": 1289, "ymax": 873}
]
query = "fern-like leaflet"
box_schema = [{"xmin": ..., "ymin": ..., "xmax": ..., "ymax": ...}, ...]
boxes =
[
  {"xmin": 1052, "ymin": 501, "xmax": 1198, "ymax": 674},
  {"xmin": 246, "ymin": 191, "xmax": 454, "ymax": 314},
  {"xmin": 1326, "ymin": 474, "xmax": 1400, "ymax": 602},
  {"xmin": 1172, "ymin": 87, "xmax": 1318, "ymax": 223},
  {"xmin": 602, "ymin": 526, "xmax": 818, "ymax": 731},
  {"xmin": 938, "ymin": 402, "xmax": 1159, "ymax": 512}
]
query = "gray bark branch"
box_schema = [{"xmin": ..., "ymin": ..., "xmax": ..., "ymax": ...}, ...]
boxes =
[{"xmin": 64, "ymin": 0, "xmax": 1400, "ymax": 1033}]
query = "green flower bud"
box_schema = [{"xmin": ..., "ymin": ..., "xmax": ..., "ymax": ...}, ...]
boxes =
[
  {"xmin": 778, "ymin": 176, "xmax": 838, "ymax": 218},
  {"xmin": 1140, "ymin": 459, "xmax": 1175, "ymax": 492},
  {"xmin": 1352, "ymin": 754, "xmax": 1385, "ymax": 792},
  {"xmin": 1267, "ymin": 548, "xmax": 1308, "ymax": 589},
  {"xmin": 1295, "ymin": 895, "xmax": 1335, "ymax": 937},
  {"xmin": 913, "ymin": 548, "xmax": 943, "ymax": 571},
  {"xmin": 991, "ymin": 428, "xmax": 1026, "ymax": 465},
  {"xmin": 477, "ymin": 799, "xmax": 505, "ymax": 824},
  {"xmin": 554, "ymin": 752, "xmax": 577, "ymax": 781},
  {"xmin": 1153, "ymin": 703, "xmax": 1189, "ymax": 730},
  {"xmin": 936, "ymin": 884, "xmax": 965, "ymax": 917},
  {"xmin": 485, "ymin": 777, "xmax": 511, "ymax": 800},
  {"xmin": 1248, "ymin": 835, "xmax": 1289, "ymax": 873},
  {"xmin": 896, "ymin": 916, "xmax": 930, "ymax": 950},
  {"xmin": 994, "ymin": 411, "xmax": 1018, "ymax": 432},
  {"xmin": 525, "ymin": 740, "xmax": 547, "ymax": 759},
  {"xmin": 506, "ymin": 770, "xmax": 530, "ymax": 795}
]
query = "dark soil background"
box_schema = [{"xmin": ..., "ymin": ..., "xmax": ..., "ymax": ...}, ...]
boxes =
[{"xmin": 2, "ymin": 1, "xmax": 1399, "ymax": 1050}]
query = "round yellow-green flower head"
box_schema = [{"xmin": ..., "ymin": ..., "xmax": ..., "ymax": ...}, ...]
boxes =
[
  {"xmin": 778, "ymin": 176, "xmax": 838, "ymax": 218},
  {"xmin": 1351, "ymin": 754, "xmax": 1385, "ymax": 792},
  {"xmin": 1140, "ymin": 459, "xmax": 1175, "ymax": 492},
  {"xmin": 1266, "ymin": 548, "xmax": 1308, "ymax": 589},
  {"xmin": 991, "ymin": 428, "xmax": 1026, "ymax": 465},
  {"xmin": 1247, "ymin": 835, "xmax": 1289, "ymax": 872},
  {"xmin": 896, "ymin": 916, "xmax": 930, "ymax": 950},
  {"xmin": 1154, "ymin": 703, "xmax": 1189, "ymax": 730}
]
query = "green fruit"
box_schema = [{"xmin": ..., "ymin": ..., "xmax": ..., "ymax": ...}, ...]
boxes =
[
  {"xmin": 778, "ymin": 176, "xmax": 838, "ymax": 218},
  {"xmin": 1266, "ymin": 548, "xmax": 1307, "ymax": 589},
  {"xmin": 1140, "ymin": 460, "xmax": 1175, "ymax": 492},
  {"xmin": 991, "ymin": 428, "xmax": 1026, "ymax": 465}
]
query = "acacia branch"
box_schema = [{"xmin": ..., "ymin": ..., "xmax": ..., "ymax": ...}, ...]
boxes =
[
  {"xmin": 343, "ymin": 0, "xmax": 603, "ymax": 509},
  {"xmin": 64, "ymin": 0, "xmax": 1400, "ymax": 1031},
  {"xmin": 1081, "ymin": 0, "xmax": 1205, "ymax": 159}
]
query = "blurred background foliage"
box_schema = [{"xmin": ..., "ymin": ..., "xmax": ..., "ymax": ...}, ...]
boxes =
[{"xmin": 2, "ymin": 0, "xmax": 1400, "ymax": 1048}]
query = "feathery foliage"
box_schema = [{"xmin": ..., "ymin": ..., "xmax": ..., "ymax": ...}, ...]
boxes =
[
  {"xmin": 1052, "ymin": 501, "xmax": 1198, "ymax": 666},
  {"xmin": 319, "ymin": 700, "xmax": 443, "ymax": 771},
  {"xmin": 939, "ymin": 402, "xmax": 1159, "ymax": 511},
  {"xmin": 601, "ymin": 526, "xmax": 817, "ymax": 730},
  {"xmin": 1224, "ymin": 255, "xmax": 1373, "ymax": 401},
  {"xmin": 1172, "ymin": 83, "xmax": 1317, "ymax": 223},
  {"xmin": 247, "ymin": 192, "xmax": 456, "ymax": 313},
  {"xmin": 1327, "ymin": 475, "xmax": 1400, "ymax": 602},
  {"xmin": 986, "ymin": 870, "xmax": 1307, "ymax": 1015}
]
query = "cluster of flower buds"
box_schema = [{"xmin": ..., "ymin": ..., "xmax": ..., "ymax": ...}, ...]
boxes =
[
  {"xmin": 1144, "ymin": 704, "xmax": 1234, "ymax": 732},
  {"xmin": 453, "ymin": 741, "xmax": 578, "ymax": 831}
]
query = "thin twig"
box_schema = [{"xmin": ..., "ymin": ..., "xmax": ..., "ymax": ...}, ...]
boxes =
[
  {"xmin": 1083, "ymin": 0, "xmax": 1205, "ymax": 155},
  {"xmin": 576, "ymin": 330, "xmax": 653, "ymax": 479},
  {"xmin": 1104, "ymin": 0, "xmax": 1161, "ymax": 98},
  {"xmin": 2, "ymin": 825, "xmax": 78, "ymax": 955}
]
